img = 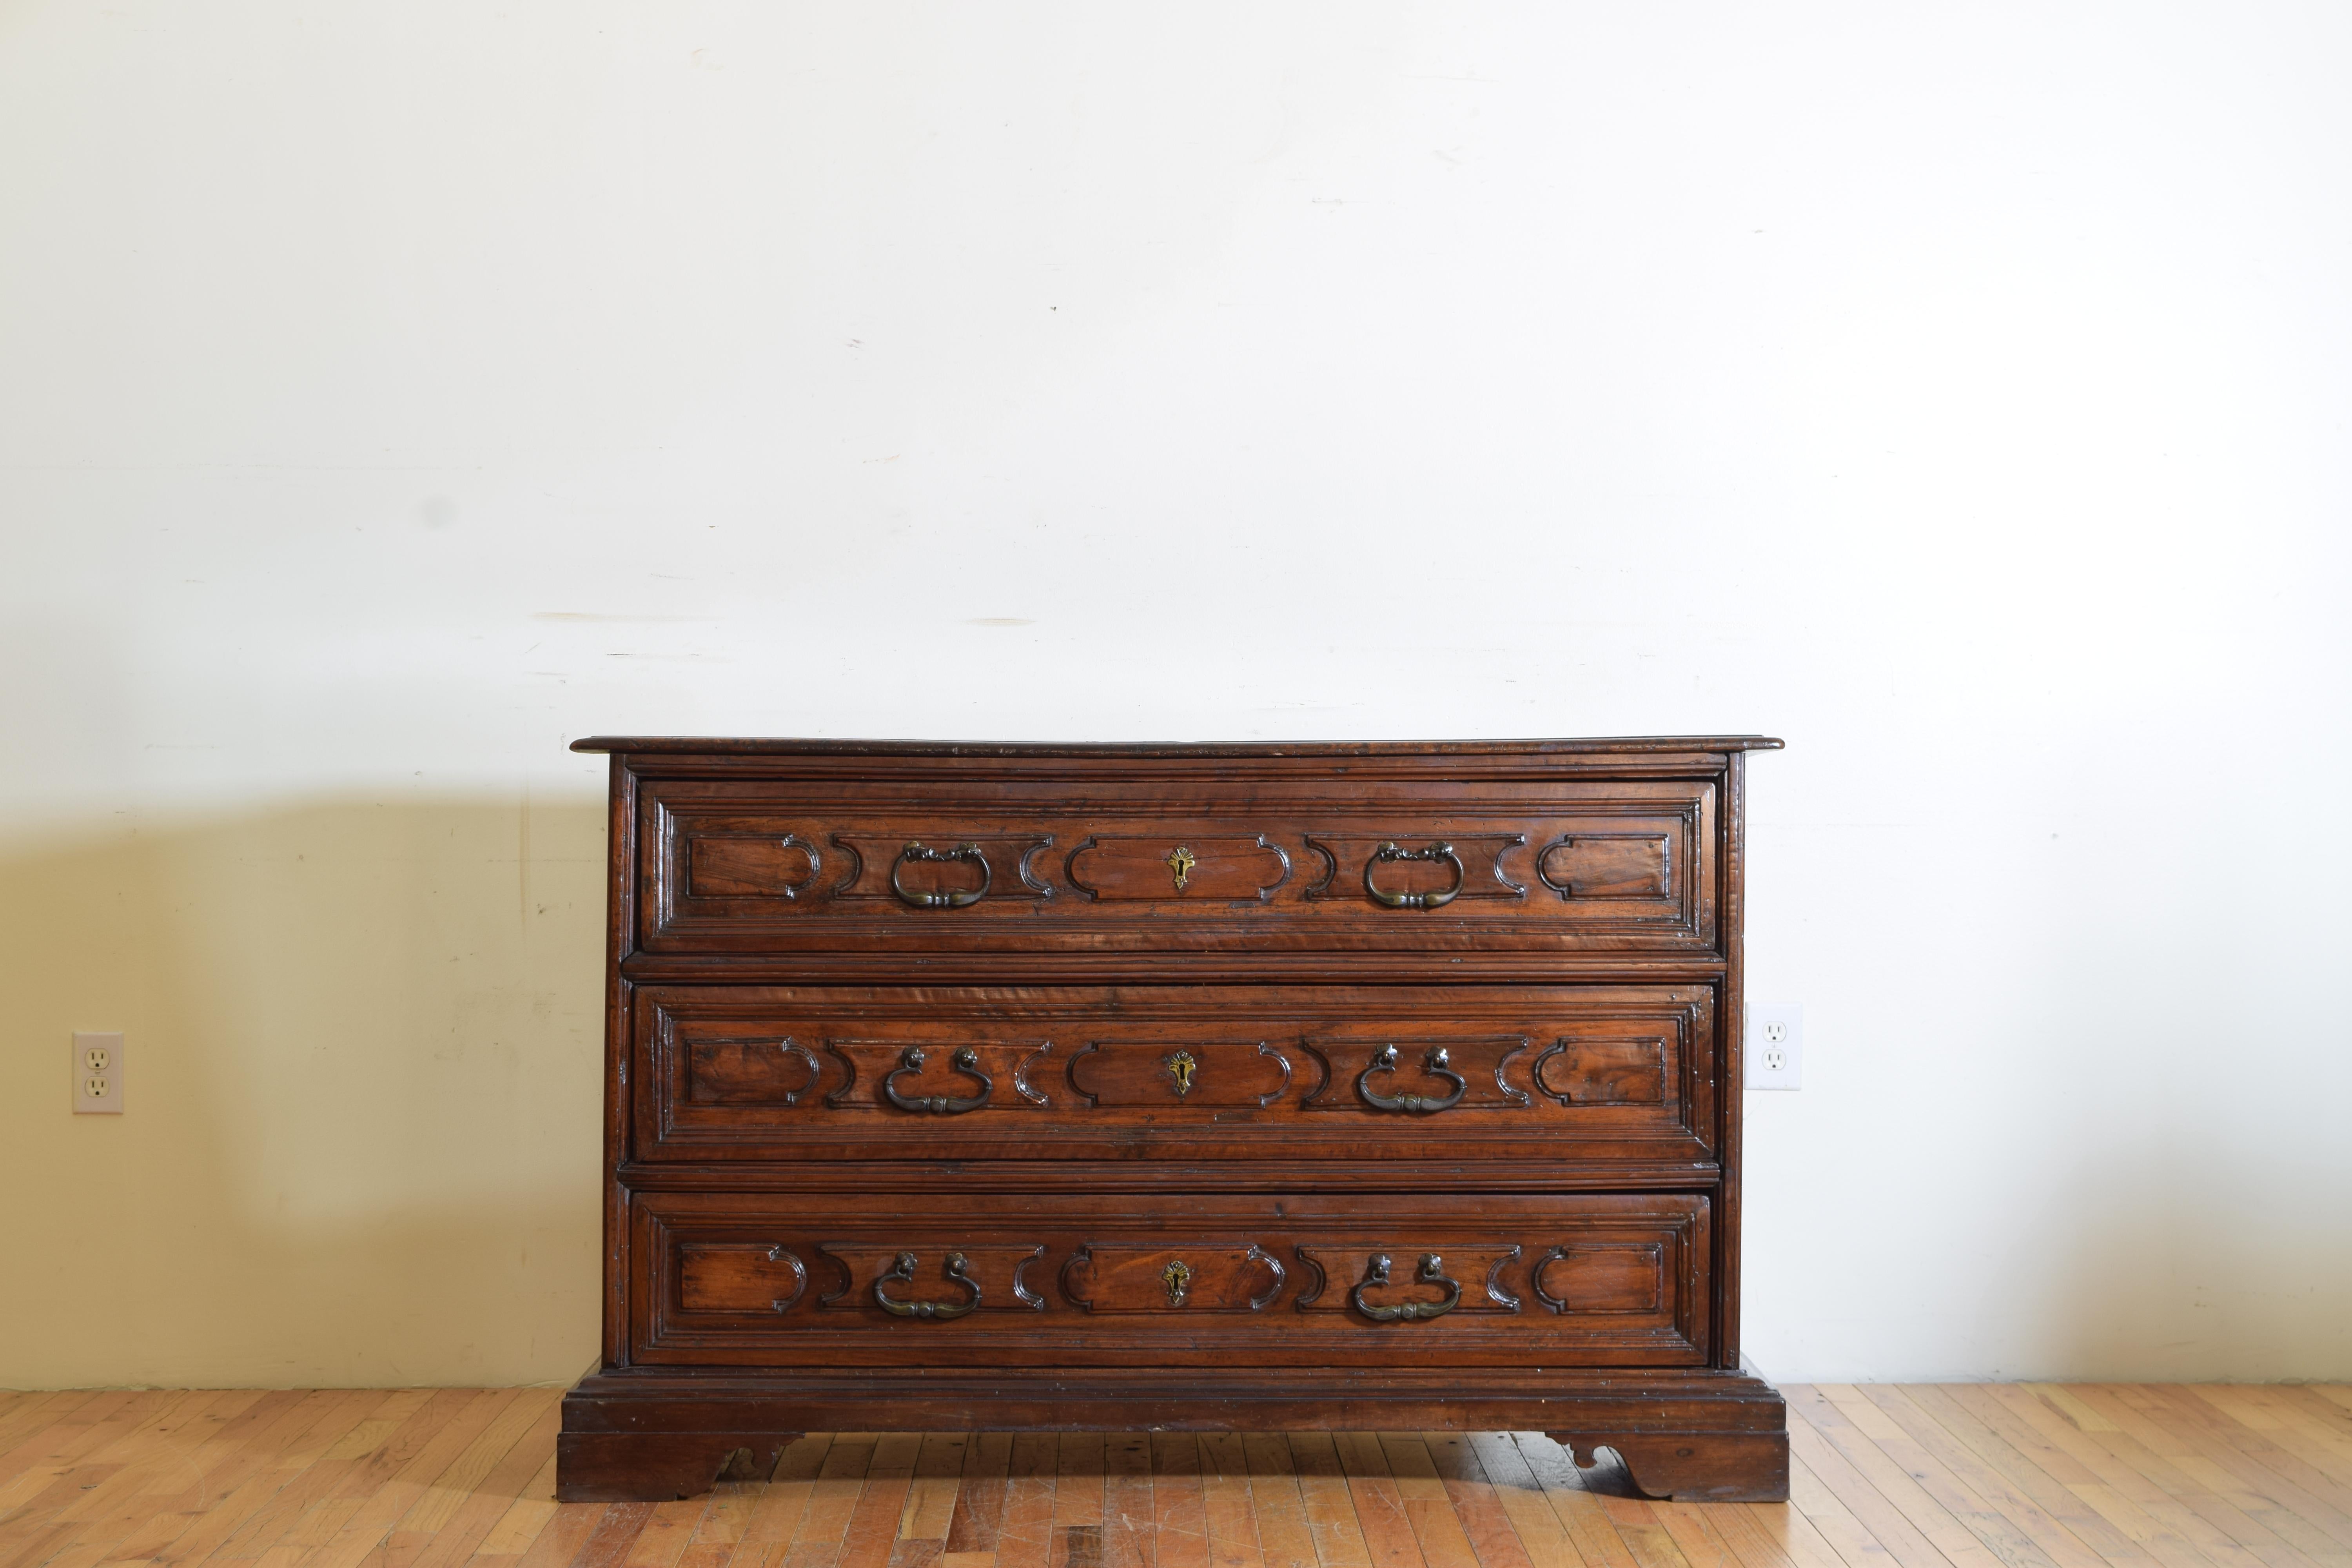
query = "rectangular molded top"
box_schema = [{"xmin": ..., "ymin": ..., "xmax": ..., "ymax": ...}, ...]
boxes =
[{"xmin": 573, "ymin": 735, "xmax": 1784, "ymax": 757}]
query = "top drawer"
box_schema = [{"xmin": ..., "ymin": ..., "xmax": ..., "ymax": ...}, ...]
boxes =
[{"xmin": 634, "ymin": 775, "xmax": 1719, "ymax": 958}]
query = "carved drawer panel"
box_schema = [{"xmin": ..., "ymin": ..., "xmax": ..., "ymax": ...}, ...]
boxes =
[
  {"xmin": 637, "ymin": 775, "xmax": 1716, "ymax": 958},
  {"xmin": 633, "ymin": 983, "xmax": 1716, "ymax": 1167},
  {"xmin": 632, "ymin": 1190, "xmax": 1709, "ymax": 1368}
]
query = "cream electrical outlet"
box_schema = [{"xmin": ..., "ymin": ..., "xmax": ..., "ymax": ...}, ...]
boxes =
[
  {"xmin": 73, "ymin": 1031, "xmax": 124, "ymax": 1113},
  {"xmin": 1744, "ymin": 1004, "xmax": 1802, "ymax": 1089}
]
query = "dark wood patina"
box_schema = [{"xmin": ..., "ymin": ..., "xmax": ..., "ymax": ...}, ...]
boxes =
[{"xmin": 557, "ymin": 735, "xmax": 1789, "ymax": 1503}]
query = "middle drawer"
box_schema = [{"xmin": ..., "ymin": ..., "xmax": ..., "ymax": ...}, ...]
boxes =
[{"xmin": 631, "ymin": 983, "xmax": 1716, "ymax": 1167}]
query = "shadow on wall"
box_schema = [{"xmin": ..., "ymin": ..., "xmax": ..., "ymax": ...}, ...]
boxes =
[{"xmin": 0, "ymin": 795, "xmax": 610, "ymax": 1389}]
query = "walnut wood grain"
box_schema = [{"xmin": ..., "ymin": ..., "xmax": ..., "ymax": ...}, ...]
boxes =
[
  {"xmin": 632, "ymin": 984, "xmax": 1714, "ymax": 1165},
  {"xmin": 636, "ymin": 777, "xmax": 1717, "ymax": 958},
  {"xmin": 630, "ymin": 1191, "xmax": 1709, "ymax": 1367},
  {"xmin": 563, "ymin": 737, "xmax": 1785, "ymax": 1502}
]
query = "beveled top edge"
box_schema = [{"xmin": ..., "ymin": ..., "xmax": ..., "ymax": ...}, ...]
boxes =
[{"xmin": 570, "ymin": 734, "xmax": 1784, "ymax": 757}]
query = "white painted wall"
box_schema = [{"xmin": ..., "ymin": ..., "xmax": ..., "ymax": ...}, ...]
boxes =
[{"xmin": 2, "ymin": 1, "xmax": 2346, "ymax": 1386}]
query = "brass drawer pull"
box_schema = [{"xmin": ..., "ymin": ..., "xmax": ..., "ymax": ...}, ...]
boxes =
[
  {"xmin": 891, "ymin": 841, "xmax": 992, "ymax": 908},
  {"xmin": 1364, "ymin": 841, "xmax": 1463, "ymax": 909},
  {"xmin": 882, "ymin": 1046, "xmax": 993, "ymax": 1114},
  {"xmin": 1357, "ymin": 1044, "xmax": 1466, "ymax": 1113},
  {"xmin": 1352, "ymin": 1253, "xmax": 1460, "ymax": 1321},
  {"xmin": 875, "ymin": 1250, "xmax": 982, "ymax": 1319}
]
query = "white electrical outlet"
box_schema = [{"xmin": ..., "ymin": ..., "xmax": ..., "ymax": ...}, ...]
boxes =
[
  {"xmin": 74, "ymin": 1031, "xmax": 124, "ymax": 1113},
  {"xmin": 1745, "ymin": 1004, "xmax": 1802, "ymax": 1089}
]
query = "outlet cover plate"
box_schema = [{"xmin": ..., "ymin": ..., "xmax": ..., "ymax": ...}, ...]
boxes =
[
  {"xmin": 73, "ymin": 1031, "xmax": 123, "ymax": 1113},
  {"xmin": 1745, "ymin": 1004, "xmax": 1802, "ymax": 1090}
]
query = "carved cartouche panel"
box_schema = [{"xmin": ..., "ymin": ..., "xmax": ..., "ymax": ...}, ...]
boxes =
[
  {"xmin": 1062, "ymin": 1245, "xmax": 1286, "ymax": 1312},
  {"xmin": 1065, "ymin": 1042, "xmax": 1292, "ymax": 1107},
  {"xmin": 1065, "ymin": 836, "xmax": 1291, "ymax": 902}
]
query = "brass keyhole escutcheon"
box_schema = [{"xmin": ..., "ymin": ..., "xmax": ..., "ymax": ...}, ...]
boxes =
[
  {"xmin": 1163, "ymin": 1259, "xmax": 1192, "ymax": 1307},
  {"xmin": 1167, "ymin": 1049, "xmax": 1198, "ymax": 1099},
  {"xmin": 1165, "ymin": 845, "xmax": 1197, "ymax": 892}
]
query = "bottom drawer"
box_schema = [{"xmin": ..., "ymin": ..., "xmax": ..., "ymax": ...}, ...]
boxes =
[{"xmin": 631, "ymin": 1190, "xmax": 1709, "ymax": 1367}]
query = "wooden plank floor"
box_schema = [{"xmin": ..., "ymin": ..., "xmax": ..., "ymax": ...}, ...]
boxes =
[{"xmin": 2, "ymin": 1387, "xmax": 2348, "ymax": 1568}]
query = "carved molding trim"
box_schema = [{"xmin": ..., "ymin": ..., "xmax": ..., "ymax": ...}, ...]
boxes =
[
  {"xmin": 1494, "ymin": 1038, "xmax": 1533, "ymax": 1106},
  {"xmin": 1011, "ymin": 1248, "xmax": 1046, "ymax": 1311},
  {"xmin": 762, "ymin": 1245, "xmax": 808, "ymax": 1312},
  {"xmin": 1058, "ymin": 1245, "xmax": 1095, "ymax": 1308},
  {"xmin": 1291, "ymin": 1247, "xmax": 1328, "ymax": 1309},
  {"xmin": 1011, "ymin": 1044, "xmax": 1056, "ymax": 1106},
  {"xmin": 1242, "ymin": 1244, "xmax": 1287, "ymax": 1311},
  {"xmin": 1484, "ymin": 1249, "xmax": 1524, "ymax": 1311}
]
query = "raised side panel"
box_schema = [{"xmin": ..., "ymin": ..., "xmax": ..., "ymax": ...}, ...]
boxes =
[
  {"xmin": 686, "ymin": 835, "xmax": 821, "ymax": 900},
  {"xmin": 677, "ymin": 1244, "xmax": 808, "ymax": 1314},
  {"xmin": 1537, "ymin": 1243, "xmax": 1665, "ymax": 1313},
  {"xmin": 1537, "ymin": 834, "xmax": 1673, "ymax": 899},
  {"xmin": 1534, "ymin": 1038, "xmax": 1667, "ymax": 1104}
]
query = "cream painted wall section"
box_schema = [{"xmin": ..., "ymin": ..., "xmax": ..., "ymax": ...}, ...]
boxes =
[
  {"xmin": 0, "ymin": 802, "xmax": 604, "ymax": 1385},
  {"xmin": 2, "ymin": 1, "xmax": 2347, "ymax": 1385}
]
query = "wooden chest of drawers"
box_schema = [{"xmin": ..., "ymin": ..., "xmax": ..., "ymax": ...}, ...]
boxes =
[{"xmin": 557, "ymin": 737, "xmax": 1789, "ymax": 1503}]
